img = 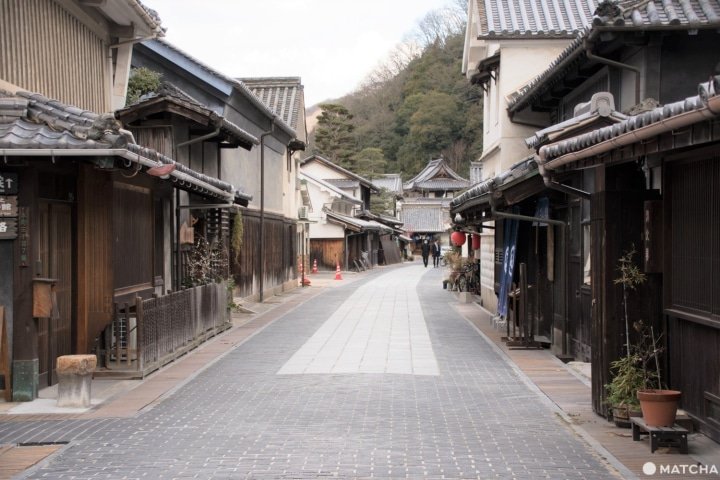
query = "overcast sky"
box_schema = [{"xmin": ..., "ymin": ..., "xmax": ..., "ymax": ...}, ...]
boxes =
[{"xmin": 142, "ymin": 0, "xmax": 457, "ymax": 106}]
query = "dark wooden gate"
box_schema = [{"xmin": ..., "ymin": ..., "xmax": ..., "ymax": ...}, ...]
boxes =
[{"xmin": 36, "ymin": 201, "xmax": 73, "ymax": 387}]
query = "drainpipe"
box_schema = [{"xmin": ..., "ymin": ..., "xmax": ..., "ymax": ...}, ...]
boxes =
[
  {"xmin": 536, "ymin": 154, "xmax": 591, "ymax": 200},
  {"xmin": 176, "ymin": 128, "xmax": 221, "ymax": 148},
  {"xmin": 584, "ymin": 40, "xmax": 640, "ymax": 107},
  {"xmin": 488, "ymin": 184, "xmax": 570, "ymax": 357},
  {"xmin": 259, "ymin": 117, "xmax": 277, "ymax": 302}
]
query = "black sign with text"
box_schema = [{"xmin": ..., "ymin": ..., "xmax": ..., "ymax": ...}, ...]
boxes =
[{"xmin": 0, "ymin": 173, "xmax": 18, "ymax": 195}]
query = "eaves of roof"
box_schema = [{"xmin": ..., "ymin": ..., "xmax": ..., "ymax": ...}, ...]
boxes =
[
  {"xmin": 142, "ymin": 39, "xmax": 297, "ymax": 138},
  {"xmin": 324, "ymin": 209, "xmax": 390, "ymax": 233},
  {"xmin": 539, "ymin": 75, "xmax": 720, "ymax": 171},
  {"xmin": 301, "ymin": 155, "xmax": 379, "ymax": 192},
  {"xmin": 0, "ymin": 90, "xmax": 251, "ymax": 205},
  {"xmin": 450, "ymin": 156, "xmax": 538, "ymax": 213},
  {"xmin": 116, "ymin": 91, "xmax": 259, "ymax": 148},
  {"xmin": 508, "ymin": 0, "xmax": 720, "ymax": 114},
  {"xmin": 299, "ymin": 171, "xmax": 362, "ymax": 204}
]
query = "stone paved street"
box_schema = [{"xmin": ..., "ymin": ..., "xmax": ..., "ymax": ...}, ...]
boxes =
[{"xmin": 0, "ymin": 264, "xmax": 619, "ymax": 479}]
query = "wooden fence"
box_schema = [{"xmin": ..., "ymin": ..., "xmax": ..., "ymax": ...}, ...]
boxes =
[{"xmin": 103, "ymin": 282, "xmax": 230, "ymax": 377}]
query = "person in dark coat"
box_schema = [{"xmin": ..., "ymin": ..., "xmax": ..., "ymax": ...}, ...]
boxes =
[
  {"xmin": 431, "ymin": 240, "xmax": 441, "ymax": 267},
  {"xmin": 421, "ymin": 240, "xmax": 430, "ymax": 268}
]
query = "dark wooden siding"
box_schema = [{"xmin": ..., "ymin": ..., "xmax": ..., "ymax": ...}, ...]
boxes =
[
  {"xmin": 77, "ymin": 165, "xmax": 113, "ymax": 353},
  {"xmin": 666, "ymin": 153, "xmax": 720, "ymax": 441},
  {"xmin": 113, "ymin": 182, "xmax": 154, "ymax": 299},
  {"xmin": 232, "ymin": 210, "xmax": 297, "ymax": 299}
]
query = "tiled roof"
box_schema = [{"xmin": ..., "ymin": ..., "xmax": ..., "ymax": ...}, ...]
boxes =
[
  {"xmin": 399, "ymin": 205, "xmax": 446, "ymax": 233},
  {"xmin": 372, "ymin": 174, "xmax": 403, "ymax": 194},
  {"xmin": 540, "ymin": 75, "xmax": 720, "ymax": 170},
  {"xmin": 116, "ymin": 82, "xmax": 258, "ymax": 148},
  {"xmin": 0, "ymin": 91, "xmax": 130, "ymax": 149},
  {"xmin": 147, "ymin": 39, "xmax": 296, "ymax": 137},
  {"xmin": 507, "ymin": 0, "xmax": 720, "ymax": 113},
  {"xmin": 474, "ymin": 0, "xmax": 597, "ymax": 38},
  {"xmin": 0, "ymin": 89, "xmax": 250, "ymax": 204},
  {"xmin": 240, "ymin": 77, "xmax": 304, "ymax": 132},
  {"xmin": 414, "ymin": 179, "xmax": 472, "ymax": 191},
  {"xmin": 325, "ymin": 209, "xmax": 392, "ymax": 233},
  {"xmin": 593, "ymin": 0, "xmax": 720, "ymax": 28},
  {"xmin": 450, "ymin": 156, "xmax": 538, "ymax": 212},
  {"xmin": 300, "ymin": 155, "xmax": 379, "ymax": 192},
  {"xmin": 404, "ymin": 158, "xmax": 470, "ymax": 191},
  {"xmin": 325, "ymin": 178, "xmax": 360, "ymax": 189},
  {"xmin": 525, "ymin": 92, "xmax": 627, "ymax": 149},
  {"xmin": 299, "ymin": 171, "xmax": 361, "ymax": 204}
]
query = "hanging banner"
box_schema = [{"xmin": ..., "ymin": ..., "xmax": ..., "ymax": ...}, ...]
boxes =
[{"xmin": 497, "ymin": 207, "xmax": 520, "ymax": 317}]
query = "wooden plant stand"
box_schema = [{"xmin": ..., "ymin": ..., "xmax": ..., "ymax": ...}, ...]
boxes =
[{"xmin": 631, "ymin": 417, "xmax": 689, "ymax": 454}]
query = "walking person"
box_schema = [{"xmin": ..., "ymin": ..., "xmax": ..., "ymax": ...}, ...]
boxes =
[
  {"xmin": 421, "ymin": 240, "xmax": 430, "ymax": 268},
  {"xmin": 431, "ymin": 239, "xmax": 441, "ymax": 268}
]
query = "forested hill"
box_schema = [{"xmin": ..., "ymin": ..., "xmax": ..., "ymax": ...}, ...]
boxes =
[{"xmin": 308, "ymin": 8, "xmax": 484, "ymax": 181}]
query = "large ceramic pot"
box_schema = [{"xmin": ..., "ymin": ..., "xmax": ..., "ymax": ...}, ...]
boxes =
[{"xmin": 637, "ymin": 389, "xmax": 682, "ymax": 427}]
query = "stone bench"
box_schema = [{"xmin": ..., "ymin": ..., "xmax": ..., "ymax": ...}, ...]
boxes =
[{"xmin": 56, "ymin": 355, "xmax": 96, "ymax": 408}]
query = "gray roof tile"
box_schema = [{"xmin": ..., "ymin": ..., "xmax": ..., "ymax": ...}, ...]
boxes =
[
  {"xmin": 0, "ymin": 89, "xmax": 250, "ymax": 203},
  {"xmin": 507, "ymin": 0, "xmax": 720, "ymax": 112},
  {"xmin": 475, "ymin": 0, "xmax": 597, "ymax": 37},
  {"xmin": 540, "ymin": 75, "xmax": 720, "ymax": 168},
  {"xmin": 240, "ymin": 77, "xmax": 304, "ymax": 132},
  {"xmin": 404, "ymin": 158, "xmax": 470, "ymax": 191}
]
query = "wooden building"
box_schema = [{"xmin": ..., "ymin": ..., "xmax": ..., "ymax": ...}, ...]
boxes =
[
  {"xmin": 400, "ymin": 157, "xmax": 470, "ymax": 251},
  {"xmin": 459, "ymin": 0, "xmax": 720, "ymax": 442},
  {"xmin": 130, "ymin": 40, "xmax": 307, "ymax": 301},
  {"xmin": 0, "ymin": 1, "xmax": 254, "ymax": 401},
  {"xmin": 299, "ymin": 155, "xmax": 390, "ymax": 270}
]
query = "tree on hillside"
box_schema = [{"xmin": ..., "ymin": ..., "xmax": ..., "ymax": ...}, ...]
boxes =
[
  {"xmin": 353, "ymin": 147, "xmax": 387, "ymax": 179},
  {"xmin": 370, "ymin": 188, "xmax": 396, "ymax": 217},
  {"xmin": 313, "ymin": 103, "xmax": 356, "ymax": 169},
  {"xmin": 396, "ymin": 91, "xmax": 462, "ymax": 174}
]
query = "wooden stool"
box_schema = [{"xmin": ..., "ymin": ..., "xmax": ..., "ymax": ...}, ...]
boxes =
[{"xmin": 631, "ymin": 417, "xmax": 689, "ymax": 453}]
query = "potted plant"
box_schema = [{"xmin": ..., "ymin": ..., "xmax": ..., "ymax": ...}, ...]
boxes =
[
  {"xmin": 605, "ymin": 352, "xmax": 645, "ymax": 427},
  {"xmin": 609, "ymin": 247, "xmax": 681, "ymax": 427},
  {"xmin": 635, "ymin": 324, "xmax": 681, "ymax": 427}
]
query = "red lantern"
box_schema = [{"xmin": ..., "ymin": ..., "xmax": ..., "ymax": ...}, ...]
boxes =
[
  {"xmin": 451, "ymin": 231, "xmax": 466, "ymax": 247},
  {"xmin": 472, "ymin": 234, "xmax": 481, "ymax": 250}
]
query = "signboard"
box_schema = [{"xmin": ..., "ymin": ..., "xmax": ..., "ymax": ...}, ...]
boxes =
[
  {"xmin": 0, "ymin": 218, "xmax": 17, "ymax": 239},
  {"xmin": 0, "ymin": 196, "xmax": 17, "ymax": 217},
  {"xmin": 0, "ymin": 173, "xmax": 18, "ymax": 195}
]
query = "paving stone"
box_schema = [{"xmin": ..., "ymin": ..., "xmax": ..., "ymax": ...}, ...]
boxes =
[{"xmin": 1, "ymin": 265, "xmax": 618, "ymax": 479}]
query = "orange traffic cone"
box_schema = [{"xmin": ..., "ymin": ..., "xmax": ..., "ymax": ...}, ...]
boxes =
[
  {"xmin": 311, "ymin": 258, "xmax": 318, "ymax": 274},
  {"xmin": 334, "ymin": 263, "xmax": 343, "ymax": 280}
]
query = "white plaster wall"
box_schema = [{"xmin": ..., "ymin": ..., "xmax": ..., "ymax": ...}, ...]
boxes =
[
  {"xmin": 222, "ymin": 142, "xmax": 285, "ymax": 214},
  {"xmin": 302, "ymin": 161, "xmax": 362, "ymax": 202}
]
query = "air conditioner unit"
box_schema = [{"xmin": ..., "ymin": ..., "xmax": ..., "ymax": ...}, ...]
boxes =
[{"xmin": 298, "ymin": 206, "xmax": 309, "ymax": 220}]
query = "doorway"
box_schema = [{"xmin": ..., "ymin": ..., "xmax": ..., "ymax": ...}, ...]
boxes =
[{"xmin": 36, "ymin": 201, "xmax": 73, "ymax": 387}]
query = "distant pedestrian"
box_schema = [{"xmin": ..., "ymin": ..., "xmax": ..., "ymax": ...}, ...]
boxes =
[
  {"xmin": 421, "ymin": 240, "xmax": 430, "ymax": 268},
  {"xmin": 431, "ymin": 240, "xmax": 441, "ymax": 267}
]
